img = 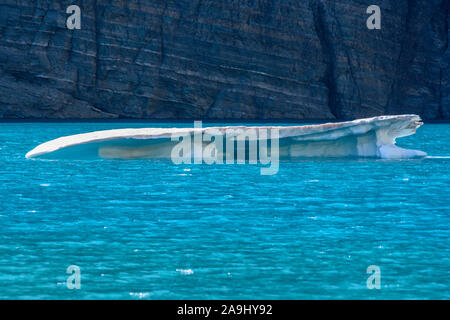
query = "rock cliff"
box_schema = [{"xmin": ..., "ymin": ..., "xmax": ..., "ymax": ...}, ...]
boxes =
[{"xmin": 0, "ymin": 0, "xmax": 448, "ymax": 120}]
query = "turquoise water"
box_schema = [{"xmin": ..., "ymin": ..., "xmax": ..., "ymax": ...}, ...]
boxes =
[{"xmin": 0, "ymin": 122, "xmax": 449, "ymax": 299}]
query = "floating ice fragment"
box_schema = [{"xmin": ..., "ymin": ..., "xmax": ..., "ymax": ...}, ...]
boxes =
[
  {"xmin": 176, "ymin": 269, "xmax": 194, "ymax": 275},
  {"xmin": 26, "ymin": 115, "xmax": 426, "ymax": 160},
  {"xmin": 129, "ymin": 292, "xmax": 149, "ymax": 299}
]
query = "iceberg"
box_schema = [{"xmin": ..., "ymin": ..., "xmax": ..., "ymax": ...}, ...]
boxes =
[{"xmin": 25, "ymin": 114, "xmax": 426, "ymax": 160}]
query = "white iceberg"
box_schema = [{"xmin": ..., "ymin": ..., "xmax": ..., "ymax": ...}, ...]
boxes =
[{"xmin": 25, "ymin": 114, "xmax": 426, "ymax": 160}]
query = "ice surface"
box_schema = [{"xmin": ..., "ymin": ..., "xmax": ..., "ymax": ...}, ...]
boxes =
[{"xmin": 25, "ymin": 115, "xmax": 426, "ymax": 160}]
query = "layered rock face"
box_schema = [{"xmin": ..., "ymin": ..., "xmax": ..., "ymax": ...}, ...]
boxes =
[{"xmin": 0, "ymin": 0, "xmax": 448, "ymax": 120}]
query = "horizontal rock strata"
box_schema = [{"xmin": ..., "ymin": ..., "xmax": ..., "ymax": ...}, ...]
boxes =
[{"xmin": 0, "ymin": 0, "xmax": 448, "ymax": 120}]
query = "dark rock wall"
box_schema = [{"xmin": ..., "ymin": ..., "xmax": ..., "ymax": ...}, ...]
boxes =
[{"xmin": 0, "ymin": 0, "xmax": 448, "ymax": 120}]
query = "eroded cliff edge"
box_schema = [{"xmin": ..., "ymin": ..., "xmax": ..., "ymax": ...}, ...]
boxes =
[{"xmin": 0, "ymin": 0, "xmax": 448, "ymax": 120}]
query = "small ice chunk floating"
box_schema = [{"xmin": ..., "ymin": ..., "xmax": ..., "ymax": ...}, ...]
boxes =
[{"xmin": 26, "ymin": 114, "xmax": 426, "ymax": 160}]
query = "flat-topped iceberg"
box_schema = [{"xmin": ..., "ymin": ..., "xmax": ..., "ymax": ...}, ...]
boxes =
[{"xmin": 26, "ymin": 114, "xmax": 426, "ymax": 160}]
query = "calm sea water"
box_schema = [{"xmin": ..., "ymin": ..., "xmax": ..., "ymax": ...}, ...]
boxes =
[{"xmin": 0, "ymin": 122, "xmax": 449, "ymax": 299}]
